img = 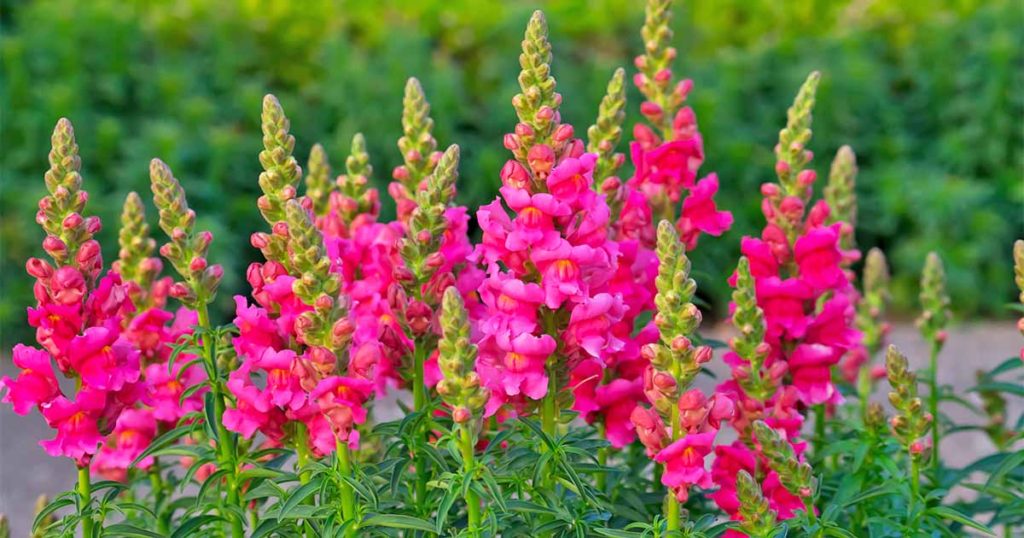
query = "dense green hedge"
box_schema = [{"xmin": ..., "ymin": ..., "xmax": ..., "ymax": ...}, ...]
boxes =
[{"xmin": 2, "ymin": 0, "xmax": 1021, "ymax": 344}]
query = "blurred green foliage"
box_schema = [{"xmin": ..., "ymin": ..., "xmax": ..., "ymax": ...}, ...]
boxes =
[{"xmin": 1, "ymin": 0, "xmax": 1021, "ymax": 346}]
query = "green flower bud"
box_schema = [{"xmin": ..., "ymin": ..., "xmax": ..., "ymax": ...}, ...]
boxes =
[
  {"xmin": 587, "ymin": 67, "xmax": 627, "ymax": 184},
  {"xmin": 916, "ymin": 252, "xmax": 951, "ymax": 351},
  {"xmin": 885, "ymin": 345, "xmax": 932, "ymax": 463},
  {"xmin": 305, "ymin": 143, "xmax": 333, "ymax": 218},
  {"xmin": 857, "ymin": 248, "xmax": 891, "ymax": 356},
  {"xmin": 256, "ymin": 94, "xmax": 303, "ymax": 269},
  {"xmin": 775, "ymin": 71, "xmax": 820, "ymax": 195},
  {"xmin": 752, "ymin": 420, "xmax": 817, "ymax": 502},
  {"xmin": 649, "ymin": 220, "xmax": 707, "ymax": 404},
  {"xmin": 825, "ymin": 145, "xmax": 857, "ymax": 250},
  {"xmin": 114, "ymin": 192, "xmax": 164, "ymax": 311},
  {"xmin": 735, "ymin": 470, "xmax": 777, "ymax": 538},
  {"xmin": 397, "ymin": 77, "xmax": 439, "ymax": 190},
  {"xmin": 149, "ymin": 158, "xmax": 222, "ymax": 309},
  {"xmin": 399, "ymin": 145, "xmax": 459, "ymax": 289},
  {"xmin": 38, "ymin": 118, "xmax": 95, "ymax": 269},
  {"xmin": 1014, "ymin": 240, "xmax": 1024, "ymax": 337},
  {"xmin": 730, "ymin": 257, "xmax": 775, "ymax": 402},
  {"xmin": 438, "ymin": 287, "xmax": 489, "ymax": 426}
]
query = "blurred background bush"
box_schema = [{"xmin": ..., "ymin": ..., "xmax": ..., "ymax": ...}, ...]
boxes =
[{"xmin": 1, "ymin": 0, "xmax": 1021, "ymax": 345}]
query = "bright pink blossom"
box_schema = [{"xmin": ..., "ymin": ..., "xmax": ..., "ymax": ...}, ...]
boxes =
[{"xmin": 1, "ymin": 345, "xmax": 59, "ymax": 414}]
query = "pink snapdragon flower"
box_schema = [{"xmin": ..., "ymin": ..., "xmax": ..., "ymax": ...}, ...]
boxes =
[
  {"xmin": 91, "ymin": 408, "xmax": 158, "ymax": 481},
  {"xmin": 1, "ymin": 345, "xmax": 60, "ymax": 415}
]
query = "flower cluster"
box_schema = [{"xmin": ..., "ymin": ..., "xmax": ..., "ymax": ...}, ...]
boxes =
[
  {"xmin": 885, "ymin": 346, "xmax": 933, "ymax": 462},
  {"xmin": 471, "ymin": 11, "xmax": 630, "ymax": 422},
  {"xmin": 713, "ymin": 72, "xmax": 861, "ymax": 529},
  {"xmin": 1, "ymin": 119, "xmax": 142, "ymax": 466},
  {"xmin": 629, "ymin": 222, "xmax": 733, "ymax": 504},
  {"xmin": 92, "ymin": 192, "xmax": 206, "ymax": 481},
  {"xmin": 226, "ymin": 96, "xmax": 371, "ymax": 455},
  {"xmin": 621, "ymin": 0, "xmax": 732, "ymax": 247}
]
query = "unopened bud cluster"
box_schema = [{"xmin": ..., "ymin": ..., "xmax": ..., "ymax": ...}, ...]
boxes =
[
  {"xmin": 436, "ymin": 288, "xmax": 489, "ymax": 425},
  {"xmin": 774, "ymin": 72, "xmax": 820, "ymax": 198},
  {"xmin": 728, "ymin": 258, "xmax": 778, "ymax": 402},
  {"xmin": 587, "ymin": 67, "xmax": 627, "ymax": 189},
  {"xmin": 253, "ymin": 95, "xmax": 303, "ymax": 267},
  {"xmin": 752, "ymin": 420, "xmax": 816, "ymax": 502},
  {"xmin": 885, "ymin": 346, "xmax": 932, "ymax": 462},
  {"xmin": 149, "ymin": 159, "xmax": 222, "ymax": 308},
  {"xmin": 633, "ymin": 0, "xmax": 693, "ymax": 139},
  {"xmin": 34, "ymin": 119, "xmax": 103, "ymax": 281},
  {"xmin": 391, "ymin": 78, "xmax": 443, "ymax": 222},
  {"xmin": 643, "ymin": 221, "xmax": 711, "ymax": 414},
  {"xmin": 857, "ymin": 248, "xmax": 892, "ymax": 355},
  {"xmin": 916, "ymin": 252, "xmax": 951, "ymax": 351},
  {"xmin": 504, "ymin": 11, "xmax": 582, "ymax": 187},
  {"xmin": 398, "ymin": 145, "xmax": 460, "ymax": 300},
  {"xmin": 735, "ymin": 469, "xmax": 778, "ymax": 538},
  {"xmin": 113, "ymin": 192, "xmax": 168, "ymax": 311},
  {"xmin": 824, "ymin": 145, "xmax": 858, "ymax": 251}
]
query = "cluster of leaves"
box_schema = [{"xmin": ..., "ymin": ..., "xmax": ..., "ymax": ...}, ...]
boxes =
[{"xmin": 1, "ymin": 0, "xmax": 1021, "ymax": 347}]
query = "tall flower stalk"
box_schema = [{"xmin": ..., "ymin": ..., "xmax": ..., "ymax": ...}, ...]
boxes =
[
  {"xmin": 916, "ymin": 252, "xmax": 950, "ymax": 477},
  {"xmin": 149, "ymin": 158, "xmax": 240, "ymax": 537},
  {"xmin": 885, "ymin": 345, "xmax": 932, "ymax": 525}
]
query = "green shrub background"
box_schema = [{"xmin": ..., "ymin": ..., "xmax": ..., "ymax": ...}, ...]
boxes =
[{"xmin": 1, "ymin": 0, "xmax": 1021, "ymax": 345}]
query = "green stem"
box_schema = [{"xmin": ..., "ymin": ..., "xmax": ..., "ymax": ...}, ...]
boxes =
[
  {"xmin": 803, "ymin": 496, "xmax": 820, "ymax": 535},
  {"xmin": 908, "ymin": 456, "xmax": 921, "ymax": 530},
  {"xmin": 927, "ymin": 340, "xmax": 940, "ymax": 479},
  {"xmin": 197, "ymin": 304, "xmax": 244, "ymax": 538},
  {"xmin": 857, "ymin": 365, "xmax": 871, "ymax": 423},
  {"xmin": 460, "ymin": 426, "xmax": 482, "ymax": 537},
  {"xmin": 412, "ymin": 343, "xmax": 430, "ymax": 516},
  {"xmin": 665, "ymin": 402, "xmax": 681, "ymax": 532},
  {"xmin": 541, "ymin": 363, "xmax": 558, "ymax": 439},
  {"xmin": 337, "ymin": 442, "xmax": 357, "ymax": 536},
  {"xmin": 295, "ymin": 424, "xmax": 312, "ymax": 485},
  {"xmin": 77, "ymin": 466, "xmax": 94, "ymax": 537},
  {"xmin": 814, "ymin": 404, "xmax": 829, "ymax": 468},
  {"xmin": 149, "ymin": 463, "xmax": 169, "ymax": 535}
]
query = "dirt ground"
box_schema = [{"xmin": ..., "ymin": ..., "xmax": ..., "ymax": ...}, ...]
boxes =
[{"xmin": 1, "ymin": 322, "xmax": 1020, "ymax": 536}]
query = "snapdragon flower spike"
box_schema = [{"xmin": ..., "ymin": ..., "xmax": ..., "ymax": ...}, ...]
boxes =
[
  {"xmin": 752, "ymin": 421, "xmax": 817, "ymax": 506},
  {"xmin": 391, "ymin": 78, "xmax": 442, "ymax": 222},
  {"xmin": 506, "ymin": 11, "xmax": 578, "ymax": 177},
  {"xmin": 644, "ymin": 220, "xmax": 710, "ymax": 413},
  {"xmin": 916, "ymin": 252, "xmax": 951, "ymax": 351},
  {"xmin": 885, "ymin": 346, "xmax": 933, "ymax": 463},
  {"xmin": 254, "ymin": 94, "xmax": 303, "ymax": 269},
  {"xmin": 35, "ymin": 119, "xmax": 103, "ymax": 277},
  {"xmin": 774, "ymin": 72, "xmax": 820, "ymax": 199},
  {"xmin": 734, "ymin": 470, "xmax": 778, "ymax": 538},
  {"xmin": 305, "ymin": 143, "xmax": 333, "ymax": 218},
  {"xmin": 150, "ymin": 159, "xmax": 223, "ymax": 309},
  {"xmin": 587, "ymin": 67, "xmax": 627, "ymax": 188},
  {"xmin": 824, "ymin": 145, "xmax": 858, "ymax": 253},
  {"xmin": 474, "ymin": 12, "xmax": 626, "ymax": 420},
  {"xmin": 2, "ymin": 119, "xmax": 142, "ymax": 467},
  {"xmin": 846, "ymin": 248, "xmax": 891, "ymax": 381},
  {"xmin": 625, "ymin": 0, "xmax": 731, "ymax": 246},
  {"xmin": 113, "ymin": 192, "xmax": 170, "ymax": 314},
  {"xmin": 437, "ymin": 288, "xmax": 489, "ymax": 426}
]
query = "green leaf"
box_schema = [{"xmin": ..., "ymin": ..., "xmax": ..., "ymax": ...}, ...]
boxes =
[
  {"xmin": 593, "ymin": 529, "xmax": 645, "ymax": 538},
  {"xmin": 277, "ymin": 477, "xmax": 324, "ymax": 520},
  {"xmin": 926, "ymin": 506, "xmax": 995, "ymax": 535},
  {"xmin": 170, "ymin": 515, "xmax": 222, "ymax": 538},
  {"xmin": 32, "ymin": 497, "xmax": 75, "ymax": 532},
  {"xmin": 362, "ymin": 513, "xmax": 437, "ymax": 533},
  {"xmin": 970, "ymin": 382, "xmax": 1024, "ymax": 397},
  {"xmin": 131, "ymin": 423, "xmax": 195, "ymax": 467},
  {"xmin": 102, "ymin": 523, "xmax": 166, "ymax": 537}
]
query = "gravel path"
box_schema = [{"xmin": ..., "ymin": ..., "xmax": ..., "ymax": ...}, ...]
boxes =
[{"xmin": 1, "ymin": 322, "xmax": 1020, "ymax": 536}]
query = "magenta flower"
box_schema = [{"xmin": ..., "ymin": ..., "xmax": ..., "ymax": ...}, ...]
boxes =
[
  {"xmin": 677, "ymin": 174, "xmax": 733, "ymax": 249},
  {"xmin": 144, "ymin": 361, "xmax": 205, "ymax": 423},
  {"xmin": 91, "ymin": 408, "xmax": 157, "ymax": 481},
  {"xmin": 794, "ymin": 224, "xmax": 845, "ymax": 290},
  {"xmin": 310, "ymin": 376, "xmax": 373, "ymax": 449},
  {"xmin": 545, "ymin": 153, "xmax": 598, "ymax": 208},
  {"xmin": 565, "ymin": 293, "xmax": 626, "ymax": 360},
  {"xmin": 1, "ymin": 344, "xmax": 59, "ymax": 415},
  {"xmin": 756, "ymin": 277, "xmax": 814, "ymax": 339},
  {"xmin": 66, "ymin": 324, "xmax": 141, "ymax": 392},
  {"xmin": 478, "ymin": 332, "xmax": 556, "ymax": 401},
  {"xmin": 655, "ymin": 430, "xmax": 717, "ymax": 502},
  {"xmin": 39, "ymin": 389, "xmax": 110, "ymax": 463}
]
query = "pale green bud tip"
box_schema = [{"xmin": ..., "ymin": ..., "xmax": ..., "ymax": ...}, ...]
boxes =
[
  {"xmin": 442, "ymin": 286, "xmax": 465, "ymax": 320},
  {"xmin": 1014, "ymin": 239, "xmax": 1024, "ymax": 301},
  {"xmin": 884, "ymin": 345, "xmax": 909, "ymax": 380},
  {"xmin": 863, "ymin": 247, "xmax": 890, "ymax": 293},
  {"xmin": 405, "ymin": 77, "xmax": 425, "ymax": 105},
  {"xmin": 656, "ymin": 219, "xmax": 678, "ymax": 249}
]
